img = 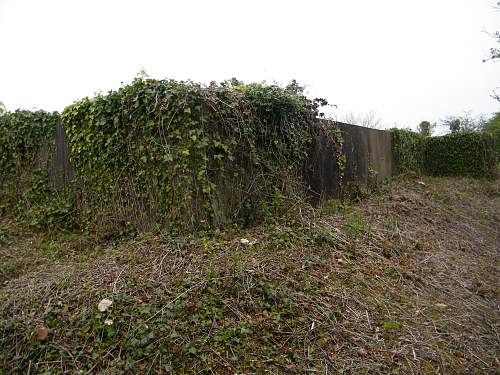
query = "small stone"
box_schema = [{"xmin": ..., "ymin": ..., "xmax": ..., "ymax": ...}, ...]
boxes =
[{"xmin": 104, "ymin": 319, "xmax": 113, "ymax": 326}]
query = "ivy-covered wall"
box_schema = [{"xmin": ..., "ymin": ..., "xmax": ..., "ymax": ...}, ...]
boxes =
[
  {"xmin": 60, "ymin": 78, "xmax": 336, "ymax": 231},
  {"xmin": 1, "ymin": 80, "xmax": 346, "ymax": 232},
  {"xmin": 0, "ymin": 110, "xmax": 57, "ymax": 206},
  {"xmin": 391, "ymin": 129, "xmax": 426, "ymax": 174},
  {"xmin": 0, "ymin": 110, "xmax": 75, "ymax": 229}
]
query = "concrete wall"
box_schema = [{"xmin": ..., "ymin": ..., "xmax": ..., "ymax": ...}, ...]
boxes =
[{"xmin": 304, "ymin": 121, "xmax": 394, "ymax": 200}]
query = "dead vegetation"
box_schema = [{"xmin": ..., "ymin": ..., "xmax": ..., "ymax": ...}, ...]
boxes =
[{"xmin": 0, "ymin": 176, "xmax": 498, "ymax": 374}]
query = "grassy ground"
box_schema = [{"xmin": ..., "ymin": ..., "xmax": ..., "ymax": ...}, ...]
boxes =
[{"xmin": 0, "ymin": 176, "xmax": 498, "ymax": 374}]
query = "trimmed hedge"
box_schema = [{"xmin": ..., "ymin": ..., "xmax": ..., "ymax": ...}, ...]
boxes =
[
  {"xmin": 424, "ymin": 133, "xmax": 496, "ymax": 178},
  {"xmin": 391, "ymin": 129, "xmax": 497, "ymax": 179}
]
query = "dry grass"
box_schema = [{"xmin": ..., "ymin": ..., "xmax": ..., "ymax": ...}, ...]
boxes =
[{"xmin": 0, "ymin": 176, "xmax": 498, "ymax": 374}]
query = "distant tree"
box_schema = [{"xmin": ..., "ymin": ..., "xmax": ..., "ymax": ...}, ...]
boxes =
[
  {"xmin": 442, "ymin": 112, "xmax": 485, "ymax": 133},
  {"xmin": 483, "ymin": 2, "xmax": 500, "ymax": 101},
  {"xmin": 483, "ymin": 1, "xmax": 500, "ymax": 62},
  {"xmin": 0, "ymin": 101, "xmax": 5, "ymax": 115},
  {"xmin": 417, "ymin": 120, "xmax": 435, "ymax": 136},
  {"xmin": 487, "ymin": 31, "xmax": 500, "ymax": 62},
  {"xmin": 448, "ymin": 118, "xmax": 462, "ymax": 133}
]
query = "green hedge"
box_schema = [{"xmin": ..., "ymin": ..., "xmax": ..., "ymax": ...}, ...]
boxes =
[
  {"xmin": 391, "ymin": 129, "xmax": 497, "ymax": 178},
  {"xmin": 424, "ymin": 133, "xmax": 496, "ymax": 178}
]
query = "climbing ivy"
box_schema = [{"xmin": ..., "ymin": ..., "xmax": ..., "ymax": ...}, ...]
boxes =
[
  {"xmin": 62, "ymin": 78, "xmax": 331, "ymax": 231},
  {"xmin": 332, "ymin": 127, "xmax": 347, "ymax": 184},
  {"xmin": 0, "ymin": 110, "xmax": 74, "ymax": 229},
  {"xmin": 0, "ymin": 110, "xmax": 58, "ymax": 182},
  {"xmin": 391, "ymin": 128, "xmax": 426, "ymax": 174}
]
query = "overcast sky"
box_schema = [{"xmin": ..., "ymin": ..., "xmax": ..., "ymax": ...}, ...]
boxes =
[{"xmin": 0, "ymin": 0, "xmax": 499, "ymax": 129}]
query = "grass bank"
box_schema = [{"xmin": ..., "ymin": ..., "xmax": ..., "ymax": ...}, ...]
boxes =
[{"xmin": 1, "ymin": 176, "xmax": 498, "ymax": 373}]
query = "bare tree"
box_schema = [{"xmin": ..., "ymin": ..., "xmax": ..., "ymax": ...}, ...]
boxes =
[
  {"xmin": 441, "ymin": 112, "xmax": 486, "ymax": 133},
  {"xmin": 484, "ymin": 2, "xmax": 500, "ymax": 101},
  {"xmin": 484, "ymin": 2, "xmax": 500, "ymax": 62},
  {"xmin": 338, "ymin": 110, "xmax": 383, "ymax": 129}
]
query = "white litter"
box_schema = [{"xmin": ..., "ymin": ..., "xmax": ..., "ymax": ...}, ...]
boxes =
[{"xmin": 98, "ymin": 298, "xmax": 113, "ymax": 312}]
